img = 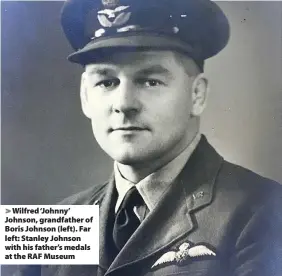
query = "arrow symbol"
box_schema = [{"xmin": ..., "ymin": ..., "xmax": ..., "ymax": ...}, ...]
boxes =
[{"xmin": 5, "ymin": 209, "xmax": 11, "ymax": 214}]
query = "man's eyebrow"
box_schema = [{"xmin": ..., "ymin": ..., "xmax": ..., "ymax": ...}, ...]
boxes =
[
  {"xmin": 86, "ymin": 64, "xmax": 171, "ymax": 76},
  {"xmin": 137, "ymin": 65, "xmax": 171, "ymax": 76}
]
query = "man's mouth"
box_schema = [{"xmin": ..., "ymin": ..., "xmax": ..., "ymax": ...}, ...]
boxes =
[{"xmin": 110, "ymin": 126, "xmax": 148, "ymax": 132}]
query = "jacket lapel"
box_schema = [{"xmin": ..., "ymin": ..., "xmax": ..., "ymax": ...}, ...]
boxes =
[
  {"xmin": 106, "ymin": 135, "xmax": 223, "ymax": 275},
  {"xmin": 98, "ymin": 176, "xmax": 119, "ymax": 272}
]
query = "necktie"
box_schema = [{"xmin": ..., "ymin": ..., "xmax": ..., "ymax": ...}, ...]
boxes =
[{"xmin": 113, "ymin": 186, "xmax": 143, "ymax": 250}]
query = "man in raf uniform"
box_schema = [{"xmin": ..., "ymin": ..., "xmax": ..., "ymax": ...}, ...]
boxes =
[{"xmin": 17, "ymin": 0, "xmax": 282, "ymax": 275}]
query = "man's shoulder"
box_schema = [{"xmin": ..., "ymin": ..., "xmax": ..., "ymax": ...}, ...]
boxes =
[
  {"xmin": 197, "ymin": 136, "xmax": 282, "ymax": 198},
  {"xmin": 217, "ymin": 159, "xmax": 282, "ymax": 205},
  {"xmin": 220, "ymin": 160, "xmax": 281, "ymax": 188},
  {"xmin": 58, "ymin": 181, "xmax": 109, "ymax": 205}
]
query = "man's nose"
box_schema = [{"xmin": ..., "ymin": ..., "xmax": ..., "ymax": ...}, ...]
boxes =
[{"xmin": 111, "ymin": 81, "xmax": 141, "ymax": 116}]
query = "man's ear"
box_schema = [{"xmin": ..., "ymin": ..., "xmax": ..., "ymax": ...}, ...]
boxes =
[
  {"xmin": 80, "ymin": 72, "xmax": 92, "ymax": 118},
  {"xmin": 191, "ymin": 73, "xmax": 209, "ymax": 117}
]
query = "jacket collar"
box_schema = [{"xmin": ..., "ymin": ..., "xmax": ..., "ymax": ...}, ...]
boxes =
[
  {"xmin": 98, "ymin": 176, "xmax": 119, "ymax": 271},
  {"xmin": 104, "ymin": 135, "xmax": 224, "ymax": 274}
]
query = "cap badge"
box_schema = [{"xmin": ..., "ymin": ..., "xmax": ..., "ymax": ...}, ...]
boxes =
[
  {"xmin": 117, "ymin": 25, "xmax": 139, "ymax": 33},
  {"xmin": 97, "ymin": 5, "xmax": 131, "ymax": 28},
  {"xmin": 94, "ymin": 28, "xmax": 106, "ymax": 38}
]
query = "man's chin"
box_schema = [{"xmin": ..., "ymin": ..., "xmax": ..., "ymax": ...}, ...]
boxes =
[
  {"xmin": 110, "ymin": 151, "xmax": 150, "ymax": 166},
  {"xmin": 113, "ymin": 156, "xmax": 144, "ymax": 166}
]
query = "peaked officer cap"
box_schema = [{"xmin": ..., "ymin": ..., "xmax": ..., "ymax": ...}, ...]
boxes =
[{"xmin": 61, "ymin": 0, "xmax": 230, "ymax": 69}]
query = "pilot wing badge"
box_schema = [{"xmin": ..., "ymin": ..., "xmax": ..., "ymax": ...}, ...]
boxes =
[
  {"xmin": 97, "ymin": 5, "xmax": 131, "ymax": 28},
  {"xmin": 151, "ymin": 242, "xmax": 216, "ymax": 269}
]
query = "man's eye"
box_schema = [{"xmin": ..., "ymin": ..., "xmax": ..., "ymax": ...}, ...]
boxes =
[
  {"xmin": 96, "ymin": 79, "xmax": 119, "ymax": 88},
  {"xmin": 142, "ymin": 79, "xmax": 163, "ymax": 87}
]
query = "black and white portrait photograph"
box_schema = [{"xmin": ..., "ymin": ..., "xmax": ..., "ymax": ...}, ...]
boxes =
[{"xmin": 1, "ymin": 0, "xmax": 282, "ymax": 275}]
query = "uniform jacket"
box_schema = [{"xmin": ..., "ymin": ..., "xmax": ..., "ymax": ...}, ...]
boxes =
[{"xmin": 17, "ymin": 136, "xmax": 282, "ymax": 276}]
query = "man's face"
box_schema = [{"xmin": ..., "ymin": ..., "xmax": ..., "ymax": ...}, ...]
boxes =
[{"xmin": 81, "ymin": 50, "xmax": 206, "ymax": 166}]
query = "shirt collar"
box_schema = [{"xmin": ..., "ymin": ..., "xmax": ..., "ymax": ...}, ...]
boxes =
[{"xmin": 114, "ymin": 133, "xmax": 201, "ymax": 213}]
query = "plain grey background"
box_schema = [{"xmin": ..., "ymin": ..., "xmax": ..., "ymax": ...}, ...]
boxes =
[{"xmin": 1, "ymin": 1, "xmax": 282, "ymax": 207}]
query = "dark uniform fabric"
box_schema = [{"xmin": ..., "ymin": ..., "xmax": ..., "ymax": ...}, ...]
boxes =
[{"xmin": 16, "ymin": 135, "xmax": 282, "ymax": 276}]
